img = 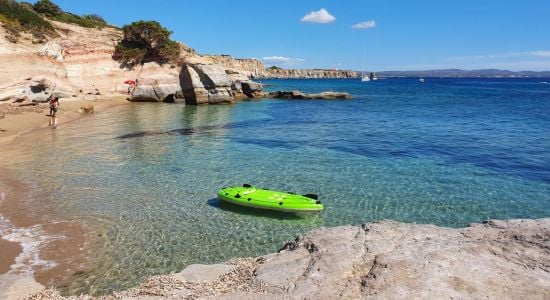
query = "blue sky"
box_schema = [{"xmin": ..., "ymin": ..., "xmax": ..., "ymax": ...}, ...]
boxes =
[{"xmin": 39, "ymin": 0, "xmax": 550, "ymax": 71}]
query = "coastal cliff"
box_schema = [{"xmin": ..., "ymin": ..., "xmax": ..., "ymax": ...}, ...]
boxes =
[
  {"xmin": 198, "ymin": 55, "xmax": 266, "ymax": 79},
  {"xmin": 0, "ymin": 20, "xmax": 176, "ymax": 98},
  {"xmin": 0, "ymin": 20, "xmax": 263, "ymax": 103},
  {"xmin": 263, "ymin": 68, "xmax": 359, "ymax": 79},
  {"xmin": 0, "ymin": 15, "xmax": 359, "ymax": 105},
  {"xmin": 10, "ymin": 218, "xmax": 550, "ymax": 299}
]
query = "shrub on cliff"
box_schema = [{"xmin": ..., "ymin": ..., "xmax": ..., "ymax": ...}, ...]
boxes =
[
  {"xmin": 52, "ymin": 11, "xmax": 107, "ymax": 28},
  {"xmin": 32, "ymin": 0, "xmax": 61, "ymax": 16},
  {"xmin": 33, "ymin": 0, "xmax": 107, "ymax": 28},
  {"xmin": 0, "ymin": 0, "xmax": 55, "ymax": 41},
  {"xmin": 113, "ymin": 21, "xmax": 181, "ymax": 66}
]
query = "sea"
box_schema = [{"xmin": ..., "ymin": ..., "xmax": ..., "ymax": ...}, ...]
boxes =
[{"xmin": 1, "ymin": 77, "xmax": 549, "ymax": 295}]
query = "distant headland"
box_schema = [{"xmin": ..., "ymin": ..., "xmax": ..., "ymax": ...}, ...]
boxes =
[{"xmin": 375, "ymin": 69, "xmax": 550, "ymax": 78}]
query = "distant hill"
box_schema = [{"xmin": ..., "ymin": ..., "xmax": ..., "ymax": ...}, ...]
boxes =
[{"xmin": 376, "ymin": 69, "xmax": 550, "ymax": 78}]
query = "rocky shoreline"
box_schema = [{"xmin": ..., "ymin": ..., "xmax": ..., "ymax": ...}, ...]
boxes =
[{"xmin": 6, "ymin": 218, "xmax": 548, "ymax": 299}]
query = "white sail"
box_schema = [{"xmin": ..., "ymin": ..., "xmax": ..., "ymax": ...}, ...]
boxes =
[
  {"xmin": 361, "ymin": 51, "xmax": 377, "ymax": 82},
  {"xmin": 361, "ymin": 51, "xmax": 369, "ymax": 81}
]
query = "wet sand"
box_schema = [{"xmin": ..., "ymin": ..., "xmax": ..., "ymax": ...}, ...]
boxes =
[
  {"xmin": 0, "ymin": 238, "xmax": 22, "ymax": 274},
  {"xmin": 0, "ymin": 95, "xmax": 129, "ymax": 145},
  {"xmin": 0, "ymin": 167, "xmax": 103, "ymax": 288},
  {"xmin": 0, "ymin": 95, "xmax": 129, "ymax": 290}
]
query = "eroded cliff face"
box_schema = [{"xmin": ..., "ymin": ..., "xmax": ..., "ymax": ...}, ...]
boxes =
[
  {"xmin": 0, "ymin": 19, "xmax": 358, "ymax": 105},
  {"xmin": 195, "ymin": 55, "xmax": 265, "ymax": 79},
  {"xmin": 0, "ymin": 21, "xmax": 183, "ymax": 98},
  {"xmin": 0, "ymin": 20, "xmax": 263, "ymax": 103}
]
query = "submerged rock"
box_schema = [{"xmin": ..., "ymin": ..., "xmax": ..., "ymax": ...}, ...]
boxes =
[{"xmin": 268, "ymin": 90, "xmax": 352, "ymax": 100}]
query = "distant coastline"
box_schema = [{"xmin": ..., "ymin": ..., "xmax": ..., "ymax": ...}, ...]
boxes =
[
  {"xmin": 374, "ymin": 69, "xmax": 550, "ymax": 78},
  {"xmin": 262, "ymin": 68, "xmax": 550, "ymax": 79}
]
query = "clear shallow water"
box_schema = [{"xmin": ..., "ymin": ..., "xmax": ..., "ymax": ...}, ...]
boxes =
[{"xmin": 3, "ymin": 78, "xmax": 550, "ymax": 294}]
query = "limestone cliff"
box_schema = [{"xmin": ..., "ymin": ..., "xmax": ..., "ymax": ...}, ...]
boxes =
[
  {"xmin": 1, "ymin": 17, "xmax": 362, "ymax": 105},
  {"xmin": 0, "ymin": 20, "xmax": 264, "ymax": 103},
  {"xmin": 263, "ymin": 68, "xmax": 359, "ymax": 79},
  {"xmin": 0, "ymin": 20, "xmax": 184, "ymax": 98},
  {"xmin": 196, "ymin": 55, "xmax": 265, "ymax": 79}
]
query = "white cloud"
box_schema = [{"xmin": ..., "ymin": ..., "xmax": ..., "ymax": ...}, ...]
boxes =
[
  {"xmin": 261, "ymin": 56, "xmax": 305, "ymax": 67},
  {"xmin": 300, "ymin": 8, "xmax": 335, "ymax": 24},
  {"xmin": 352, "ymin": 20, "xmax": 376, "ymax": 30}
]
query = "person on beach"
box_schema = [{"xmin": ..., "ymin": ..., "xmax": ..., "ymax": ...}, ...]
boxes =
[
  {"xmin": 127, "ymin": 79, "xmax": 138, "ymax": 95},
  {"xmin": 49, "ymin": 96, "xmax": 60, "ymax": 117}
]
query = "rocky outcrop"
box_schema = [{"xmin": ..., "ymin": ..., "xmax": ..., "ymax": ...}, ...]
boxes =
[
  {"xmin": 267, "ymin": 90, "xmax": 352, "ymax": 100},
  {"xmin": 180, "ymin": 63, "xmax": 233, "ymax": 104},
  {"xmin": 241, "ymin": 81, "xmax": 264, "ymax": 98},
  {"xmin": 23, "ymin": 218, "xmax": 550, "ymax": 299},
  {"xmin": 263, "ymin": 68, "xmax": 359, "ymax": 79},
  {"xmin": 179, "ymin": 63, "xmax": 264, "ymax": 105},
  {"xmin": 130, "ymin": 65, "xmax": 182, "ymax": 102},
  {"xmin": 0, "ymin": 76, "xmax": 73, "ymax": 103},
  {"xmin": 130, "ymin": 84, "xmax": 180, "ymax": 102}
]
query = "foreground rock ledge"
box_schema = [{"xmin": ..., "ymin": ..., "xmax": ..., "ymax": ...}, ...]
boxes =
[{"xmin": 20, "ymin": 218, "xmax": 550, "ymax": 299}]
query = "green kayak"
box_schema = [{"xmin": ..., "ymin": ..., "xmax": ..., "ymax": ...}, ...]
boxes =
[{"xmin": 218, "ymin": 184, "xmax": 324, "ymax": 212}]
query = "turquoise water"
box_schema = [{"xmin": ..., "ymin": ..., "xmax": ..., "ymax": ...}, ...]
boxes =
[{"xmin": 5, "ymin": 78, "xmax": 550, "ymax": 294}]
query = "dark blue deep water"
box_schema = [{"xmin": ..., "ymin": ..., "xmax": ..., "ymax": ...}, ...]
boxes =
[
  {"xmin": 3, "ymin": 77, "xmax": 550, "ymax": 294},
  {"xmin": 263, "ymin": 78, "xmax": 550, "ymax": 183}
]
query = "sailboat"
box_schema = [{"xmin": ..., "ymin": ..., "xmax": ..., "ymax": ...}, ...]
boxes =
[
  {"xmin": 361, "ymin": 70, "xmax": 370, "ymax": 82},
  {"xmin": 370, "ymin": 72, "xmax": 379, "ymax": 81},
  {"xmin": 361, "ymin": 51, "xmax": 370, "ymax": 82},
  {"xmin": 361, "ymin": 52, "xmax": 378, "ymax": 82},
  {"xmin": 361, "ymin": 73, "xmax": 371, "ymax": 82}
]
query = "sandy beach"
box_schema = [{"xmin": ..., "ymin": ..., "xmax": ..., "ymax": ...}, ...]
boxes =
[{"xmin": 0, "ymin": 95, "xmax": 129, "ymax": 285}]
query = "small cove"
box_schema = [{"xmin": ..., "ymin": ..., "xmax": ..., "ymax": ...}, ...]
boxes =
[{"xmin": 1, "ymin": 78, "xmax": 549, "ymax": 295}]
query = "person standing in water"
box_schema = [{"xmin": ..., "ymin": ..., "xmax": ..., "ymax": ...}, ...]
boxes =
[
  {"xmin": 49, "ymin": 96, "xmax": 60, "ymax": 126},
  {"xmin": 49, "ymin": 96, "xmax": 59, "ymax": 117}
]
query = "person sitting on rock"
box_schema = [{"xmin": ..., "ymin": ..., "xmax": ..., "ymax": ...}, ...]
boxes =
[{"xmin": 49, "ymin": 97, "xmax": 60, "ymax": 117}]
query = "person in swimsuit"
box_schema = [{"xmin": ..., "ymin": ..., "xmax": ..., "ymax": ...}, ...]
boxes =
[{"xmin": 49, "ymin": 97, "xmax": 59, "ymax": 117}]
